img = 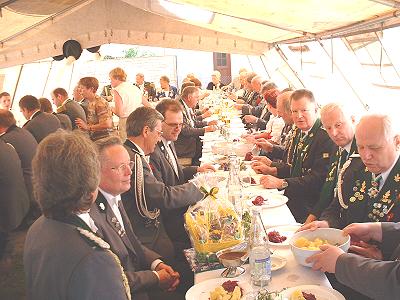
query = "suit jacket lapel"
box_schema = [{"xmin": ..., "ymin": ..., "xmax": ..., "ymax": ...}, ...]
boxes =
[
  {"xmin": 170, "ymin": 142, "xmax": 184, "ymax": 179},
  {"xmin": 96, "ymin": 193, "xmax": 137, "ymax": 255},
  {"xmin": 158, "ymin": 142, "xmax": 180, "ymax": 179}
]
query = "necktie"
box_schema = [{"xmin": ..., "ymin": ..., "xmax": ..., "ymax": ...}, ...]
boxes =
[
  {"xmin": 165, "ymin": 144, "xmax": 179, "ymax": 178},
  {"xmin": 372, "ymin": 174, "xmax": 383, "ymax": 191}
]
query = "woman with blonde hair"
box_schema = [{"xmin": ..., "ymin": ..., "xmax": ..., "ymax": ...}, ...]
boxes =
[{"xmin": 109, "ymin": 67, "xmax": 149, "ymax": 140}]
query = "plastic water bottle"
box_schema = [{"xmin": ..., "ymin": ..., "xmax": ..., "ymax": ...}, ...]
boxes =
[{"xmin": 249, "ymin": 207, "xmax": 271, "ymax": 287}]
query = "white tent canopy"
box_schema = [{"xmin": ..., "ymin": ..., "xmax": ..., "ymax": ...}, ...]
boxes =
[{"xmin": 1, "ymin": 0, "xmax": 400, "ymax": 68}]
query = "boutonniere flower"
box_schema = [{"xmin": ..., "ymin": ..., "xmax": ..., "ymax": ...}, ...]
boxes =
[{"xmin": 99, "ymin": 203, "xmax": 105, "ymax": 211}]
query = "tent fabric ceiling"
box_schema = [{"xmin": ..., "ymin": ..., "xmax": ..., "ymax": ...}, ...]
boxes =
[{"xmin": 0, "ymin": 0, "xmax": 399, "ymax": 68}]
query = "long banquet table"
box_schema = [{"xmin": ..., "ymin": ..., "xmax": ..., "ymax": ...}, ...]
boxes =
[{"xmin": 193, "ymin": 114, "xmax": 333, "ymax": 293}]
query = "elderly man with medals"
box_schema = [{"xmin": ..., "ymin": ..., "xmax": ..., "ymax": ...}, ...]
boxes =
[
  {"xmin": 258, "ymin": 89, "xmax": 334, "ymax": 222},
  {"xmin": 303, "ymin": 103, "xmax": 358, "ymax": 224}
]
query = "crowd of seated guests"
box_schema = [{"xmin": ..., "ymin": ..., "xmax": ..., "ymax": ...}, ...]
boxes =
[{"xmin": 0, "ymin": 68, "xmax": 399, "ymax": 300}]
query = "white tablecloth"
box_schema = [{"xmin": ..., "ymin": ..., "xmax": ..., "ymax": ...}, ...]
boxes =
[{"xmin": 194, "ymin": 119, "xmax": 332, "ymax": 290}]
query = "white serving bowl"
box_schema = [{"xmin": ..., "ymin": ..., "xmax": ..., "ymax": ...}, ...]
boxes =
[
  {"xmin": 290, "ymin": 228, "xmax": 350, "ymax": 267},
  {"xmin": 232, "ymin": 143, "xmax": 254, "ymax": 157},
  {"xmin": 211, "ymin": 141, "xmax": 230, "ymax": 155}
]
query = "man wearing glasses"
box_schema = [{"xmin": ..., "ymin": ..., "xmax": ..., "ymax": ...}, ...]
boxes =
[
  {"xmin": 90, "ymin": 136, "xmax": 180, "ymax": 300},
  {"xmin": 150, "ymin": 99, "xmax": 215, "ymax": 292},
  {"xmin": 121, "ymin": 107, "xmax": 203, "ymax": 279}
]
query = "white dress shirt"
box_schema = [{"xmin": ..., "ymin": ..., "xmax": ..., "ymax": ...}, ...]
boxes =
[
  {"xmin": 161, "ymin": 137, "xmax": 179, "ymax": 177},
  {"xmin": 98, "ymin": 188, "xmax": 125, "ymax": 231},
  {"xmin": 76, "ymin": 212, "xmax": 98, "ymax": 233}
]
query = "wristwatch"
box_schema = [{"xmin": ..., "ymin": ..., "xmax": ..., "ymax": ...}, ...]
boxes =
[{"xmin": 280, "ymin": 179, "xmax": 288, "ymax": 190}]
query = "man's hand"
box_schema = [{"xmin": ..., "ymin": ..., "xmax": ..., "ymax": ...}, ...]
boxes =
[
  {"xmin": 349, "ymin": 241, "xmax": 383, "ymax": 260},
  {"xmin": 228, "ymin": 92, "xmax": 238, "ymax": 101},
  {"xmin": 197, "ymin": 163, "xmax": 216, "ymax": 173},
  {"xmin": 343, "ymin": 222, "xmax": 383, "ymax": 244},
  {"xmin": 255, "ymin": 138, "xmax": 273, "ymax": 152},
  {"xmin": 243, "ymin": 115, "xmax": 257, "ymax": 124},
  {"xmin": 205, "ymin": 125, "xmax": 217, "ymax": 132},
  {"xmin": 259, "ymin": 175, "xmax": 283, "ymax": 189},
  {"xmin": 297, "ymin": 220, "xmax": 329, "ymax": 232},
  {"xmin": 155, "ymin": 263, "xmax": 180, "ymax": 291},
  {"xmin": 202, "ymin": 110, "xmax": 212, "ymax": 118},
  {"xmin": 304, "ymin": 214, "xmax": 317, "ymax": 225},
  {"xmin": 208, "ymin": 120, "xmax": 218, "ymax": 126},
  {"xmin": 306, "ymin": 244, "xmax": 344, "ymax": 273},
  {"xmin": 251, "ymin": 155, "xmax": 272, "ymax": 166},
  {"xmin": 251, "ymin": 162, "xmax": 277, "ymax": 176},
  {"xmin": 75, "ymin": 118, "xmax": 89, "ymax": 131}
]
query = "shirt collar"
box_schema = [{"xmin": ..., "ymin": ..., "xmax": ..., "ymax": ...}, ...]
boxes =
[
  {"xmin": 30, "ymin": 110, "xmax": 40, "ymax": 120},
  {"xmin": 161, "ymin": 137, "xmax": 171, "ymax": 147},
  {"xmin": 98, "ymin": 188, "xmax": 121, "ymax": 207},
  {"xmin": 76, "ymin": 211, "xmax": 98, "ymax": 233},
  {"xmin": 130, "ymin": 140, "xmax": 146, "ymax": 156},
  {"xmin": 378, "ymin": 152, "xmax": 400, "ymax": 184},
  {"xmin": 181, "ymin": 100, "xmax": 191, "ymax": 112},
  {"xmin": 342, "ymin": 141, "xmax": 352, "ymax": 153}
]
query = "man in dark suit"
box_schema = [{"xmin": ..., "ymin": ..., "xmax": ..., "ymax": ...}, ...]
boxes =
[
  {"xmin": 0, "ymin": 109, "xmax": 37, "ymax": 203},
  {"xmin": 19, "ymin": 95, "xmax": 61, "ymax": 143},
  {"xmin": 122, "ymin": 107, "xmax": 204, "ymax": 262},
  {"xmin": 151, "ymin": 99, "xmax": 214, "ymax": 252},
  {"xmin": 307, "ymin": 221, "xmax": 400, "ymax": 300},
  {"xmin": 300, "ymin": 114, "xmax": 400, "ymax": 300},
  {"xmin": 24, "ymin": 131, "xmax": 129, "ymax": 300},
  {"xmin": 0, "ymin": 139, "xmax": 30, "ymax": 258},
  {"xmin": 90, "ymin": 136, "xmax": 180, "ymax": 300},
  {"xmin": 259, "ymin": 89, "xmax": 334, "ymax": 222},
  {"xmin": 174, "ymin": 86, "xmax": 217, "ymax": 165},
  {"xmin": 303, "ymin": 114, "xmax": 400, "ymax": 230},
  {"xmin": 51, "ymin": 87, "xmax": 87, "ymax": 129}
]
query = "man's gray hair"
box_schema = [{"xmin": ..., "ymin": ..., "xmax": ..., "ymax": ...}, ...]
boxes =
[
  {"xmin": 126, "ymin": 106, "xmax": 164, "ymax": 137},
  {"xmin": 357, "ymin": 113, "xmax": 399, "ymax": 142},
  {"xmin": 320, "ymin": 102, "xmax": 354, "ymax": 121},
  {"xmin": 95, "ymin": 135, "xmax": 122, "ymax": 162},
  {"xmin": 32, "ymin": 130, "xmax": 100, "ymax": 218}
]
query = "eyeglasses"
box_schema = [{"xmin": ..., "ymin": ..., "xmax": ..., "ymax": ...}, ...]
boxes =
[
  {"xmin": 154, "ymin": 129, "xmax": 163, "ymax": 136},
  {"xmin": 163, "ymin": 121, "xmax": 183, "ymax": 129},
  {"xmin": 110, "ymin": 161, "xmax": 134, "ymax": 174}
]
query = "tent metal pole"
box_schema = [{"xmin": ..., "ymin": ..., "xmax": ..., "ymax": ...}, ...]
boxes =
[
  {"xmin": 259, "ymin": 56, "xmax": 271, "ymax": 79},
  {"xmin": 368, "ymin": 0, "xmax": 400, "ymax": 8},
  {"xmin": 274, "ymin": 45, "xmax": 305, "ymax": 88},
  {"xmin": 246, "ymin": 55, "xmax": 254, "ymax": 71},
  {"xmin": 11, "ymin": 64, "xmax": 23, "ymax": 107},
  {"xmin": 374, "ymin": 31, "xmax": 400, "ymax": 79},
  {"xmin": 317, "ymin": 40, "xmax": 369, "ymax": 111},
  {"xmin": 42, "ymin": 60, "xmax": 53, "ymax": 97}
]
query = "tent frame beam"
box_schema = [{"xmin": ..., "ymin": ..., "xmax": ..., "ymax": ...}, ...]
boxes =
[
  {"xmin": 276, "ymin": 10, "xmax": 400, "ymax": 44},
  {"xmin": 368, "ymin": 0, "xmax": 400, "ymax": 8}
]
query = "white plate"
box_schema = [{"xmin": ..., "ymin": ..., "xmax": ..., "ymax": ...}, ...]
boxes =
[
  {"xmin": 246, "ymin": 194, "xmax": 288, "ymax": 208},
  {"xmin": 271, "ymin": 255, "xmax": 287, "ymax": 271},
  {"xmin": 267, "ymin": 224, "xmax": 302, "ymax": 247},
  {"xmin": 276, "ymin": 285, "xmax": 345, "ymax": 300},
  {"xmin": 185, "ymin": 277, "xmax": 251, "ymax": 300}
]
